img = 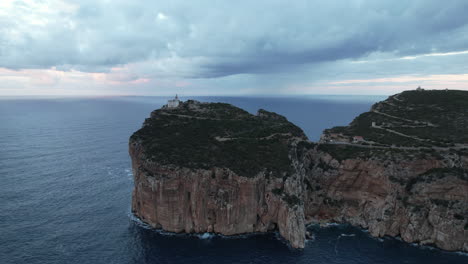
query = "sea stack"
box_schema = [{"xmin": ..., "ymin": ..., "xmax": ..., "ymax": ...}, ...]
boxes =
[{"xmin": 130, "ymin": 90, "xmax": 468, "ymax": 251}]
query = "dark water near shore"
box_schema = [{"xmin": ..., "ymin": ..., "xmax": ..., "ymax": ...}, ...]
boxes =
[{"xmin": 1, "ymin": 95, "xmax": 466, "ymax": 264}]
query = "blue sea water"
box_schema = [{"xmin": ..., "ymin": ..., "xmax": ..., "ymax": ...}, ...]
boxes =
[{"xmin": 0, "ymin": 95, "xmax": 467, "ymax": 264}]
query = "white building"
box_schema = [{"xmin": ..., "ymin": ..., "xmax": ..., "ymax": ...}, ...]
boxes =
[
  {"xmin": 167, "ymin": 94, "xmax": 180, "ymax": 108},
  {"xmin": 353, "ymin": 136, "xmax": 364, "ymax": 143}
]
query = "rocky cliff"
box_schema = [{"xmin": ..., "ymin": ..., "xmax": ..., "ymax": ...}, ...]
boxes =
[
  {"xmin": 130, "ymin": 100, "xmax": 309, "ymax": 248},
  {"xmin": 130, "ymin": 90, "xmax": 468, "ymax": 251},
  {"xmin": 302, "ymin": 145, "xmax": 468, "ymax": 251},
  {"xmin": 307, "ymin": 89, "xmax": 468, "ymax": 251}
]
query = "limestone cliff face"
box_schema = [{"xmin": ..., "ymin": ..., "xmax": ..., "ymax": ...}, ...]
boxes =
[
  {"xmin": 130, "ymin": 141, "xmax": 306, "ymax": 248},
  {"xmin": 130, "ymin": 91, "xmax": 468, "ymax": 251},
  {"xmin": 302, "ymin": 147, "xmax": 468, "ymax": 251},
  {"xmin": 130, "ymin": 100, "xmax": 307, "ymax": 248},
  {"xmin": 304, "ymin": 89, "xmax": 468, "ymax": 252}
]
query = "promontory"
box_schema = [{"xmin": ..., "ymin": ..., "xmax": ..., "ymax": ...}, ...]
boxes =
[{"xmin": 129, "ymin": 89, "xmax": 468, "ymax": 251}]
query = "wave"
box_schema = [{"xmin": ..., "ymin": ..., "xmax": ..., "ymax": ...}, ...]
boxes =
[
  {"xmin": 322, "ymin": 222, "xmax": 341, "ymax": 227},
  {"xmin": 128, "ymin": 212, "xmax": 153, "ymax": 230},
  {"xmin": 305, "ymin": 234, "xmax": 315, "ymax": 242},
  {"xmin": 125, "ymin": 168, "xmax": 133, "ymax": 179},
  {"xmin": 128, "ymin": 212, "xmax": 275, "ymax": 241},
  {"xmin": 197, "ymin": 233, "xmax": 214, "ymax": 240}
]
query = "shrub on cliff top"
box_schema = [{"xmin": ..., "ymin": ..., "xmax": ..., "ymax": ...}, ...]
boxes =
[
  {"xmin": 131, "ymin": 101, "xmax": 307, "ymax": 178},
  {"xmin": 324, "ymin": 90, "xmax": 468, "ymax": 146}
]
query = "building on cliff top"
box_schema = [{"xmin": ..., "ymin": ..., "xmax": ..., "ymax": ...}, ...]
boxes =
[
  {"xmin": 353, "ymin": 136, "xmax": 364, "ymax": 143},
  {"xmin": 167, "ymin": 95, "xmax": 180, "ymax": 108}
]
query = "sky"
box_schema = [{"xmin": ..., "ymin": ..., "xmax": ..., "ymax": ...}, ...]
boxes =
[{"xmin": 1, "ymin": 0, "xmax": 468, "ymax": 96}]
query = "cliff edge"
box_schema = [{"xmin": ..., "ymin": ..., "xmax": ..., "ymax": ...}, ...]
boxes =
[
  {"xmin": 129, "ymin": 100, "xmax": 310, "ymax": 248},
  {"xmin": 130, "ymin": 90, "xmax": 468, "ymax": 251},
  {"xmin": 311, "ymin": 89, "xmax": 468, "ymax": 251}
]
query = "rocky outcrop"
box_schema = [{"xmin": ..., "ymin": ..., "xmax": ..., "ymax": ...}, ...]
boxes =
[
  {"xmin": 130, "ymin": 142, "xmax": 306, "ymax": 247},
  {"xmin": 130, "ymin": 100, "xmax": 308, "ymax": 248},
  {"xmin": 130, "ymin": 91, "xmax": 468, "ymax": 251},
  {"xmin": 301, "ymin": 89, "xmax": 468, "ymax": 251},
  {"xmin": 302, "ymin": 146, "xmax": 468, "ymax": 251}
]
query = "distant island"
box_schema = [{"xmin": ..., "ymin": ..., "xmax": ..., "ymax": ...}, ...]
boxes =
[{"xmin": 129, "ymin": 90, "xmax": 468, "ymax": 251}]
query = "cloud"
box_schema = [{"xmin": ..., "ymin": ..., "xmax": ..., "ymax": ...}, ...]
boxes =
[{"xmin": 1, "ymin": 0, "xmax": 468, "ymax": 95}]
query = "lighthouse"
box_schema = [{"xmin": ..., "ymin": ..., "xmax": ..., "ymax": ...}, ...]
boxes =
[{"xmin": 167, "ymin": 94, "xmax": 180, "ymax": 108}]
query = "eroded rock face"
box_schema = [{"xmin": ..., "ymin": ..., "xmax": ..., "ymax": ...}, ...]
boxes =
[
  {"xmin": 303, "ymin": 147, "xmax": 468, "ymax": 252},
  {"xmin": 301, "ymin": 89, "xmax": 468, "ymax": 252},
  {"xmin": 130, "ymin": 100, "xmax": 307, "ymax": 248},
  {"xmin": 130, "ymin": 142, "xmax": 306, "ymax": 248},
  {"xmin": 129, "ymin": 94, "xmax": 468, "ymax": 251}
]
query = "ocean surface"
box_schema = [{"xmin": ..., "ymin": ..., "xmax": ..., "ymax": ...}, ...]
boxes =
[{"xmin": 1, "ymin": 95, "xmax": 467, "ymax": 264}]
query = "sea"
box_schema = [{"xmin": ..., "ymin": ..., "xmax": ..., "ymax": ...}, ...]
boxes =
[{"xmin": 1, "ymin": 95, "xmax": 467, "ymax": 264}]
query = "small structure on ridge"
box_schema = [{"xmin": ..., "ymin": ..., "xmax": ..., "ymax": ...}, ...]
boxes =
[{"xmin": 167, "ymin": 94, "xmax": 180, "ymax": 108}]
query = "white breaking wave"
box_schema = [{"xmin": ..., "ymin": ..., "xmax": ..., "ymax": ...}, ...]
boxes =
[
  {"xmin": 128, "ymin": 212, "xmax": 273, "ymax": 241},
  {"xmin": 197, "ymin": 233, "xmax": 214, "ymax": 240}
]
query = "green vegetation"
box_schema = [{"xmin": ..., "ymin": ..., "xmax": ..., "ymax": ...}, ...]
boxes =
[
  {"xmin": 282, "ymin": 194, "xmax": 301, "ymax": 206},
  {"xmin": 303, "ymin": 178, "xmax": 313, "ymax": 190},
  {"xmin": 418, "ymin": 167, "xmax": 468, "ymax": 181},
  {"xmin": 389, "ymin": 175, "xmax": 406, "ymax": 185},
  {"xmin": 454, "ymin": 214, "xmax": 465, "ymax": 220},
  {"xmin": 271, "ymin": 188, "xmax": 301, "ymax": 206},
  {"xmin": 430, "ymin": 199, "xmax": 451, "ymax": 208},
  {"xmin": 317, "ymin": 144, "xmax": 372, "ymax": 161},
  {"xmin": 325, "ymin": 126, "xmax": 347, "ymax": 134},
  {"xmin": 131, "ymin": 100, "xmax": 307, "ymax": 178},
  {"xmin": 316, "ymin": 160, "xmax": 333, "ymax": 171},
  {"xmin": 323, "ymin": 89, "xmax": 468, "ymax": 146},
  {"xmin": 345, "ymin": 112, "xmax": 436, "ymax": 147},
  {"xmin": 272, "ymin": 188, "xmax": 284, "ymax": 195},
  {"xmin": 166, "ymin": 100, "xmax": 252, "ymax": 120},
  {"xmin": 410, "ymin": 204, "xmax": 424, "ymax": 213},
  {"xmin": 317, "ymin": 143, "xmax": 426, "ymax": 162},
  {"xmin": 296, "ymin": 140, "xmax": 316, "ymax": 160},
  {"xmin": 393, "ymin": 167, "xmax": 467, "ymax": 192},
  {"xmin": 323, "ymin": 197, "xmax": 343, "ymax": 207}
]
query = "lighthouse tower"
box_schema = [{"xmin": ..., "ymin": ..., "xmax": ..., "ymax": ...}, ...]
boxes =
[{"xmin": 167, "ymin": 94, "xmax": 180, "ymax": 108}]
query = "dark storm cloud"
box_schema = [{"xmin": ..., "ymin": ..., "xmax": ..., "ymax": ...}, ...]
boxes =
[
  {"xmin": 198, "ymin": 34, "xmax": 384, "ymax": 78},
  {"xmin": 1, "ymin": 0, "xmax": 468, "ymax": 78},
  {"xmin": 194, "ymin": 0, "xmax": 468, "ymax": 78}
]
